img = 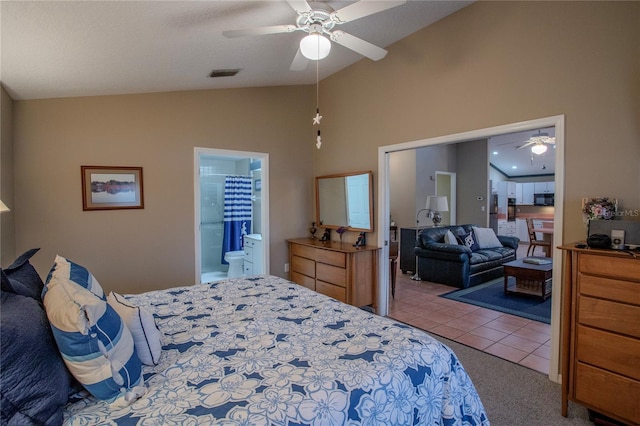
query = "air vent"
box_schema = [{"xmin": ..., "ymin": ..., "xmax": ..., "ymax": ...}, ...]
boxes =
[{"xmin": 209, "ymin": 69, "xmax": 241, "ymax": 78}]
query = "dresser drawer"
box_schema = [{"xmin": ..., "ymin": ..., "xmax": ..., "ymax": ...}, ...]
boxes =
[
  {"xmin": 578, "ymin": 295, "xmax": 640, "ymax": 338},
  {"xmin": 579, "ymin": 274, "xmax": 640, "ymax": 306},
  {"xmin": 574, "ymin": 362, "xmax": 640, "ymax": 424},
  {"xmin": 317, "ymin": 263, "xmax": 346, "ymax": 287},
  {"xmin": 576, "ymin": 325, "xmax": 640, "ymax": 380},
  {"xmin": 579, "ymin": 254, "xmax": 640, "ymax": 282},
  {"xmin": 316, "ymin": 281, "xmax": 346, "ymax": 303},
  {"xmin": 316, "ymin": 249, "xmax": 346, "ymax": 268},
  {"xmin": 291, "ymin": 243, "xmax": 316, "ymax": 260},
  {"xmin": 291, "ymin": 272, "xmax": 315, "ymax": 291},
  {"xmin": 291, "ymin": 255, "xmax": 315, "ymax": 278}
]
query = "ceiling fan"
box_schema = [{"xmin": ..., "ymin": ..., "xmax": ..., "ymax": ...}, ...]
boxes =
[
  {"xmin": 516, "ymin": 130, "xmax": 556, "ymax": 155},
  {"xmin": 222, "ymin": 0, "xmax": 406, "ymax": 71}
]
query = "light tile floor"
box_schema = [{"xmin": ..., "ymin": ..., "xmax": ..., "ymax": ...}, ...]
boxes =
[{"xmin": 387, "ymin": 243, "xmax": 552, "ymax": 375}]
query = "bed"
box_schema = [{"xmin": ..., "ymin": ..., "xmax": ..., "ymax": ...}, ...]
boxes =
[
  {"xmin": 60, "ymin": 275, "xmax": 489, "ymax": 425},
  {"xmin": 1, "ymin": 250, "xmax": 488, "ymax": 425}
]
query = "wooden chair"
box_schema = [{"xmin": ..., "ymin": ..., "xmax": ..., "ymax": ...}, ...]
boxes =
[{"xmin": 526, "ymin": 218, "xmax": 551, "ymax": 257}]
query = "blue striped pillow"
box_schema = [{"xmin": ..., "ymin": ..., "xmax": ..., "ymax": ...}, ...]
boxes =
[
  {"xmin": 42, "ymin": 274, "xmax": 144, "ymax": 402},
  {"xmin": 46, "ymin": 255, "xmax": 105, "ymax": 300}
]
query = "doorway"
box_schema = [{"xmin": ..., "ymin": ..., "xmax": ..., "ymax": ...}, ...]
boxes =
[
  {"xmin": 194, "ymin": 147, "xmax": 269, "ymax": 284},
  {"xmin": 377, "ymin": 115, "xmax": 565, "ymax": 383},
  {"xmin": 435, "ymin": 171, "xmax": 456, "ymax": 226}
]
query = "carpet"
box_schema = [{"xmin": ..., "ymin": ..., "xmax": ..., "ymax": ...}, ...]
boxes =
[{"xmin": 440, "ymin": 278, "xmax": 551, "ymax": 324}]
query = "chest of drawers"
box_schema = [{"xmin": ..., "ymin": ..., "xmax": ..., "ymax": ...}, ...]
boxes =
[
  {"xmin": 560, "ymin": 245, "xmax": 640, "ymax": 425},
  {"xmin": 287, "ymin": 238, "xmax": 379, "ymax": 308}
]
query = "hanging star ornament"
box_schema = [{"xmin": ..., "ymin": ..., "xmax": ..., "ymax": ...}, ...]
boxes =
[
  {"xmin": 313, "ymin": 110, "xmax": 323, "ymax": 125},
  {"xmin": 316, "ymin": 130, "xmax": 322, "ymax": 149}
]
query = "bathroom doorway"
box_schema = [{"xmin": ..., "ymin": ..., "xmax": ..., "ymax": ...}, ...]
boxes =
[{"xmin": 194, "ymin": 148, "xmax": 269, "ymax": 284}]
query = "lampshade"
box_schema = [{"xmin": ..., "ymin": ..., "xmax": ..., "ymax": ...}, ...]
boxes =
[
  {"xmin": 426, "ymin": 195, "xmax": 449, "ymax": 212},
  {"xmin": 531, "ymin": 143, "xmax": 547, "ymax": 155},
  {"xmin": 300, "ymin": 32, "xmax": 331, "ymax": 60},
  {"xmin": 0, "ymin": 200, "xmax": 10, "ymax": 212}
]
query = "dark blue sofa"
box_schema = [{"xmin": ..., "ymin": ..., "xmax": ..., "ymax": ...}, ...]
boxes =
[{"xmin": 414, "ymin": 224, "xmax": 519, "ymax": 289}]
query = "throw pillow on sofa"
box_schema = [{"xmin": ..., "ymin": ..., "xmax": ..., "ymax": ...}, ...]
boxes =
[
  {"xmin": 444, "ymin": 230, "xmax": 459, "ymax": 245},
  {"xmin": 472, "ymin": 227, "xmax": 503, "ymax": 249},
  {"xmin": 457, "ymin": 231, "xmax": 479, "ymax": 251}
]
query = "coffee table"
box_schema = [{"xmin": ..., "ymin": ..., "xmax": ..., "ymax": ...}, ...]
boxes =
[{"xmin": 503, "ymin": 258, "xmax": 553, "ymax": 300}]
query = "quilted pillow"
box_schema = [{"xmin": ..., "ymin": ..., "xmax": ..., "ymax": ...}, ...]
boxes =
[
  {"xmin": 472, "ymin": 226, "xmax": 503, "ymax": 249},
  {"xmin": 107, "ymin": 292, "xmax": 163, "ymax": 366},
  {"xmin": 46, "ymin": 255, "xmax": 105, "ymax": 300},
  {"xmin": 2, "ymin": 248, "xmax": 44, "ymax": 301},
  {"xmin": 42, "ymin": 275, "xmax": 145, "ymax": 402},
  {"xmin": 457, "ymin": 231, "xmax": 479, "ymax": 251},
  {"xmin": 1, "ymin": 288, "xmax": 73, "ymax": 425}
]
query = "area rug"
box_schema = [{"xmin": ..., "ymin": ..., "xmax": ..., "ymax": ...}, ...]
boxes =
[{"xmin": 440, "ymin": 278, "xmax": 551, "ymax": 324}]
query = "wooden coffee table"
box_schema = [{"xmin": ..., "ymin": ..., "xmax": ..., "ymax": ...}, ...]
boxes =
[{"xmin": 503, "ymin": 258, "xmax": 553, "ymax": 300}]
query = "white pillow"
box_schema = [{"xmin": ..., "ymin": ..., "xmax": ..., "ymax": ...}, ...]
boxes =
[
  {"xmin": 48, "ymin": 255, "xmax": 105, "ymax": 300},
  {"xmin": 444, "ymin": 230, "xmax": 459, "ymax": 245},
  {"xmin": 108, "ymin": 292, "xmax": 163, "ymax": 366},
  {"xmin": 472, "ymin": 226, "xmax": 503, "ymax": 249}
]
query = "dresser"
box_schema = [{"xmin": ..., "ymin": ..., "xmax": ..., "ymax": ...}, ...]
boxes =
[
  {"xmin": 287, "ymin": 238, "xmax": 379, "ymax": 308},
  {"xmin": 559, "ymin": 244, "xmax": 640, "ymax": 425}
]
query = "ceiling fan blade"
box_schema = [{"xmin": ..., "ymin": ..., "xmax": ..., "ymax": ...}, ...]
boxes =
[
  {"xmin": 331, "ymin": 30, "xmax": 388, "ymax": 61},
  {"xmin": 516, "ymin": 141, "xmax": 534, "ymax": 149},
  {"xmin": 290, "ymin": 48, "xmax": 309, "ymax": 71},
  {"xmin": 331, "ymin": 1, "xmax": 406, "ymax": 24},
  {"xmin": 286, "ymin": 0, "xmax": 312, "ymax": 13},
  {"xmin": 223, "ymin": 25, "xmax": 298, "ymax": 38}
]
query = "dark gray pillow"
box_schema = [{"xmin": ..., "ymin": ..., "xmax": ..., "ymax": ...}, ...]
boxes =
[
  {"xmin": 0, "ymin": 289, "xmax": 72, "ymax": 425},
  {"xmin": 2, "ymin": 248, "xmax": 43, "ymax": 301}
]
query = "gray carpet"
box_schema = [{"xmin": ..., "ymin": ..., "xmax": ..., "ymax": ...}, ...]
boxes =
[{"xmin": 432, "ymin": 334, "xmax": 593, "ymax": 425}]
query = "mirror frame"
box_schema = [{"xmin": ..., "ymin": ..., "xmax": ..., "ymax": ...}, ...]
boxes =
[{"xmin": 315, "ymin": 170, "xmax": 374, "ymax": 232}]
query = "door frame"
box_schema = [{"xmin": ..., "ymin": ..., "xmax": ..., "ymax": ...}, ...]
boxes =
[
  {"xmin": 435, "ymin": 171, "xmax": 456, "ymax": 226},
  {"xmin": 194, "ymin": 147, "xmax": 270, "ymax": 283},
  {"xmin": 377, "ymin": 115, "xmax": 565, "ymax": 383}
]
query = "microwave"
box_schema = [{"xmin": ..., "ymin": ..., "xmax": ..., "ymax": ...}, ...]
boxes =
[{"xmin": 534, "ymin": 193, "xmax": 554, "ymax": 206}]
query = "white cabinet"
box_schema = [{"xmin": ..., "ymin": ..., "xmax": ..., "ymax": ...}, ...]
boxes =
[
  {"xmin": 521, "ymin": 182, "xmax": 535, "ymax": 205},
  {"xmin": 515, "ymin": 183, "xmax": 523, "ymax": 205},
  {"xmin": 243, "ymin": 234, "xmax": 264, "ymax": 276},
  {"xmin": 496, "ymin": 181, "xmax": 516, "ymax": 197},
  {"xmin": 506, "ymin": 181, "xmax": 516, "ymax": 197},
  {"xmin": 497, "ymin": 220, "xmax": 516, "ymax": 237},
  {"xmin": 534, "ymin": 181, "xmax": 555, "ymax": 193},
  {"xmin": 516, "ymin": 218, "xmax": 529, "ymax": 242}
]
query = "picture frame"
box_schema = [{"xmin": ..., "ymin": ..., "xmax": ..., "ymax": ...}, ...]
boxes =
[{"xmin": 81, "ymin": 166, "xmax": 144, "ymax": 211}]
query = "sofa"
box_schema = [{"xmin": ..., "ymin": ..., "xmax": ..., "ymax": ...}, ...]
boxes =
[{"xmin": 414, "ymin": 224, "xmax": 519, "ymax": 289}]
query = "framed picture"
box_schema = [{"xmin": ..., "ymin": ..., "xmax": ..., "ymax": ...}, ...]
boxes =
[{"xmin": 81, "ymin": 166, "xmax": 144, "ymax": 211}]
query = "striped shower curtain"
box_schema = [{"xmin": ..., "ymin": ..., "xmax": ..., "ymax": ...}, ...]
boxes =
[{"xmin": 221, "ymin": 176, "xmax": 252, "ymax": 264}]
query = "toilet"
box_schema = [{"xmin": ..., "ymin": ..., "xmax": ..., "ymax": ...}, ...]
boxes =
[{"xmin": 224, "ymin": 250, "xmax": 245, "ymax": 278}]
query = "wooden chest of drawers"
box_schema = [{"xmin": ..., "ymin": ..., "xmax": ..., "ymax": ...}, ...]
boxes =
[
  {"xmin": 287, "ymin": 238, "xmax": 379, "ymax": 308},
  {"xmin": 560, "ymin": 245, "xmax": 640, "ymax": 425}
]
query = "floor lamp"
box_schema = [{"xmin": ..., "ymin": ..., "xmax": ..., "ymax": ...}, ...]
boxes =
[{"xmin": 410, "ymin": 202, "xmax": 431, "ymax": 281}]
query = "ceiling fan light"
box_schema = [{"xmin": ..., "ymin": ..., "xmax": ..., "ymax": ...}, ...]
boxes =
[
  {"xmin": 300, "ymin": 33, "xmax": 331, "ymax": 60},
  {"xmin": 531, "ymin": 143, "xmax": 547, "ymax": 155}
]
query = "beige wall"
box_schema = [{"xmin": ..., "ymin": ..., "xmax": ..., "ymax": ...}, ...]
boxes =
[
  {"xmin": 7, "ymin": 1, "xmax": 639, "ymax": 292},
  {"xmin": 316, "ymin": 1, "xmax": 640, "ymax": 244},
  {"xmin": 12, "ymin": 87, "xmax": 315, "ymax": 293},
  {"xmin": 1, "ymin": 86, "xmax": 15, "ymax": 265}
]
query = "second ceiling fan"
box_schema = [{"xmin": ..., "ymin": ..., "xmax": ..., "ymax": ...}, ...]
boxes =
[{"xmin": 223, "ymin": 0, "xmax": 406, "ymax": 70}]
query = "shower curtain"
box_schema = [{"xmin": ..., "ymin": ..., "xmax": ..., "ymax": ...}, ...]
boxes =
[{"xmin": 221, "ymin": 176, "xmax": 252, "ymax": 264}]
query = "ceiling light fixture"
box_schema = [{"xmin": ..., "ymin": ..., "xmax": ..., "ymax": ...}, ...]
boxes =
[
  {"xmin": 531, "ymin": 143, "xmax": 548, "ymax": 155},
  {"xmin": 300, "ymin": 26, "xmax": 331, "ymax": 60}
]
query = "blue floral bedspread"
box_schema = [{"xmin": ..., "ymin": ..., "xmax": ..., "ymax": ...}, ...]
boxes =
[{"xmin": 64, "ymin": 275, "xmax": 489, "ymax": 425}]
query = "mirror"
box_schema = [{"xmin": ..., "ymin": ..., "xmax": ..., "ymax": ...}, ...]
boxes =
[{"xmin": 315, "ymin": 171, "xmax": 374, "ymax": 232}]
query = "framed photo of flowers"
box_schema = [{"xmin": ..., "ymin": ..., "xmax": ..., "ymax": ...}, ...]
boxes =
[
  {"xmin": 582, "ymin": 197, "xmax": 617, "ymax": 220},
  {"xmin": 81, "ymin": 166, "xmax": 144, "ymax": 211}
]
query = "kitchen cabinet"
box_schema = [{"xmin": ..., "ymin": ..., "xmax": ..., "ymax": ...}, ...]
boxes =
[
  {"xmin": 497, "ymin": 220, "xmax": 516, "ymax": 237},
  {"xmin": 496, "ymin": 181, "xmax": 516, "ymax": 197},
  {"xmin": 534, "ymin": 181, "xmax": 555, "ymax": 193},
  {"xmin": 515, "ymin": 183, "xmax": 523, "ymax": 205},
  {"xmin": 521, "ymin": 182, "xmax": 535, "ymax": 205}
]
